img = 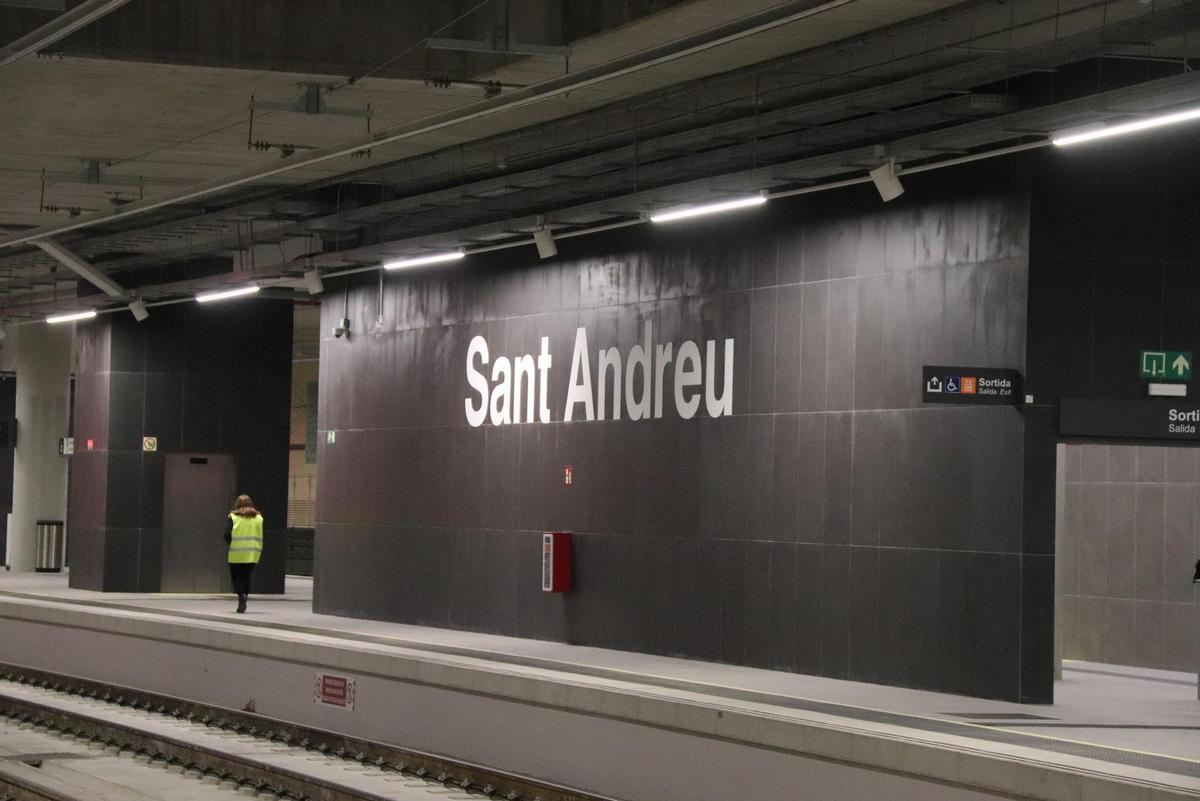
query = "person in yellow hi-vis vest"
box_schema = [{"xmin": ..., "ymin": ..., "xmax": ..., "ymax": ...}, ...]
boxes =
[{"xmin": 223, "ymin": 494, "xmax": 263, "ymax": 614}]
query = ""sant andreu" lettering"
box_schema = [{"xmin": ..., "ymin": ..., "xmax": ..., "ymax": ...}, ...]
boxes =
[{"xmin": 464, "ymin": 322, "xmax": 734, "ymax": 427}]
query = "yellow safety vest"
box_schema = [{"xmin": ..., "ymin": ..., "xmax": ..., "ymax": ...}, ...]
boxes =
[{"xmin": 228, "ymin": 513, "xmax": 263, "ymax": 564}]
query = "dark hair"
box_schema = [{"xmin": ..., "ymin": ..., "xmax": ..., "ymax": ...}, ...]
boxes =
[{"xmin": 232, "ymin": 494, "xmax": 259, "ymax": 518}]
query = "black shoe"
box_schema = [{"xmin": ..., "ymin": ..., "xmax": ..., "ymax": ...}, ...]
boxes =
[{"xmin": 236, "ymin": 594, "xmax": 247, "ymax": 614}]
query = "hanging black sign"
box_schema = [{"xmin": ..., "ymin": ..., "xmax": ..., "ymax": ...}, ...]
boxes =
[
  {"xmin": 921, "ymin": 366, "xmax": 1022, "ymax": 405},
  {"xmin": 1060, "ymin": 398, "xmax": 1200, "ymax": 441}
]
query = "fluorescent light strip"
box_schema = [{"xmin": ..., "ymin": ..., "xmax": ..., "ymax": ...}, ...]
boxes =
[
  {"xmin": 383, "ymin": 251, "xmax": 464, "ymax": 270},
  {"xmin": 46, "ymin": 309, "xmax": 97, "ymax": 324},
  {"xmin": 649, "ymin": 195, "xmax": 766, "ymax": 223},
  {"xmin": 1052, "ymin": 106, "xmax": 1200, "ymax": 147},
  {"xmin": 195, "ymin": 285, "xmax": 260, "ymax": 303}
]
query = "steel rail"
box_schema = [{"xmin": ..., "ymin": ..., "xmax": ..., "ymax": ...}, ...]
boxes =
[{"xmin": 0, "ymin": 662, "xmax": 614, "ymax": 801}]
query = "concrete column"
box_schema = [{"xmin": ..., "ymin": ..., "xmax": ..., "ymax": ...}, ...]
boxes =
[{"xmin": 7, "ymin": 324, "xmax": 70, "ymax": 571}]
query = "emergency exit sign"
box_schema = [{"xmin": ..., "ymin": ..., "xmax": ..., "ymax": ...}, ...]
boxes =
[{"xmin": 1141, "ymin": 350, "xmax": 1192, "ymax": 380}]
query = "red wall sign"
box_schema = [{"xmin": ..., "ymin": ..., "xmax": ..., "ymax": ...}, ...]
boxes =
[{"xmin": 314, "ymin": 672, "xmax": 355, "ymax": 709}]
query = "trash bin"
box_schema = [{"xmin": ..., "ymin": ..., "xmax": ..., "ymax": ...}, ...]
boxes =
[{"xmin": 35, "ymin": 520, "xmax": 64, "ymax": 573}]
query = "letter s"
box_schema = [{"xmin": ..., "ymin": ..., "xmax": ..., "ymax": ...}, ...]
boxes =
[{"xmin": 465, "ymin": 336, "xmax": 490, "ymax": 427}]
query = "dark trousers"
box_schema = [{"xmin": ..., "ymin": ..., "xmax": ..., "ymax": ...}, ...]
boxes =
[{"xmin": 229, "ymin": 563, "xmax": 255, "ymax": 598}]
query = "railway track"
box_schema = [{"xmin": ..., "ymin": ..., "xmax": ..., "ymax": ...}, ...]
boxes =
[{"xmin": 0, "ymin": 663, "xmax": 612, "ymax": 801}]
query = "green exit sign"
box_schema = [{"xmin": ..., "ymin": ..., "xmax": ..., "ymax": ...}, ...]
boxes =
[{"xmin": 1141, "ymin": 350, "xmax": 1193, "ymax": 381}]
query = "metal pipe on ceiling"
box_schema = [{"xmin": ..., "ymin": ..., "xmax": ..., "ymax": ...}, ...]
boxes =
[{"xmin": 0, "ymin": 0, "xmax": 132, "ymax": 69}]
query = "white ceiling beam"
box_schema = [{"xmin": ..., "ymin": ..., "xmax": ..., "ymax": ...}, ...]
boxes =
[{"xmin": 34, "ymin": 239, "xmax": 124, "ymax": 298}]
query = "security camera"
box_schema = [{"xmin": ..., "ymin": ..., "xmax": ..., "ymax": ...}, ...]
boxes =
[{"xmin": 332, "ymin": 318, "xmax": 351, "ymax": 338}]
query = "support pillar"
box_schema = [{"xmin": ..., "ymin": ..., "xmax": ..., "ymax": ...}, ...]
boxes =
[{"xmin": 7, "ymin": 324, "xmax": 70, "ymax": 571}]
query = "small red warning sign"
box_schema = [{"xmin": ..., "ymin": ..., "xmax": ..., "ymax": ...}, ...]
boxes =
[{"xmin": 314, "ymin": 673, "xmax": 355, "ymax": 710}]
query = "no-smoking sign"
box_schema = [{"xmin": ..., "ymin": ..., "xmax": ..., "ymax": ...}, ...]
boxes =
[{"xmin": 142, "ymin": 436, "xmax": 158, "ymax": 452}]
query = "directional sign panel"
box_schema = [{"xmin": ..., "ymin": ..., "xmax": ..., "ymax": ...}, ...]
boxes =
[
  {"xmin": 1061, "ymin": 398, "xmax": 1200, "ymax": 441},
  {"xmin": 922, "ymin": 366, "xmax": 1022, "ymax": 405},
  {"xmin": 1140, "ymin": 350, "xmax": 1192, "ymax": 381}
]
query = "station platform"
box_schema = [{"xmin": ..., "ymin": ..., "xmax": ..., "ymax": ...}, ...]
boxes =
[{"xmin": 0, "ymin": 572, "xmax": 1196, "ymax": 801}]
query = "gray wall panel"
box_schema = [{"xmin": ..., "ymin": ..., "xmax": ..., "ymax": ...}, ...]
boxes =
[{"xmin": 1061, "ymin": 442, "xmax": 1199, "ymax": 671}]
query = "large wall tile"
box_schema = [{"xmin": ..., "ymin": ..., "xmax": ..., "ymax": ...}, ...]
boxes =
[
  {"xmin": 767, "ymin": 541, "xmax": 797, "ymax": 671},
  {"xmin": 1138, "ymin": 483, "xmax": 1173, "ymax": 601},
  {"xmin": 798, "ymin": 283, "xmax": 828, "ymax": 412},
  {"xmin": 846, "ymin": 547, "xmax": 880, "ymax": 683}
]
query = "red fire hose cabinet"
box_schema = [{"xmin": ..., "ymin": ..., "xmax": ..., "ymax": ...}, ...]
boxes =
[{"xmin": 541, "ymin": 531, "xmax": 572, "ymax": 593}]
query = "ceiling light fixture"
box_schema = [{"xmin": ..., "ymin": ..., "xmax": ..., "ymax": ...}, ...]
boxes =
[
  {"xmin": 382, "ymin": 251, "xmax": 464, "ymax": 270},
  {"xmin": 128, "ymin": 299, "xmax": 148, "ymax": 321},
  {"xmin": 533, "ymin": 228, "xmax": 557, "ymax": 259},
  {"xmin": 649, "ymin": 195, "xmax": 766, "ymax": 223},
  {"xmin": 195, "ymin": 285, "xmax": 260, "ymax": 303},
  {"xmin": 46, "ymin": 309, "xmax": 97, "ymax": 324},
  {"xmin": 868, "ymin": 159, "xmax": 905, "ymax": 202},
  {"xmin": 1052, "ymin": 106, "xmax": 1200, "ymax": 147}
]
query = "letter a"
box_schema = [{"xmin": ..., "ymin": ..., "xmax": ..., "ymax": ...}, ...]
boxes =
[{"xmin": 564, "ymin": 327, "xmax": 595, "ymax": 422}]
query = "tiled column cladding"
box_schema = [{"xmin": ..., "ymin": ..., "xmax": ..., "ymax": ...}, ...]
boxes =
[
  {"xmin": 68, "ymin": 300, "xmax": 292, "ymax": 593},
  {"xmin": 316, "ymin": 158, "xmax": 1048, "ymax": 702}
]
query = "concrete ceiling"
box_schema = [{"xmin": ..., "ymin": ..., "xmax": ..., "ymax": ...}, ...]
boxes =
[{"xmin": 0, "ymin": 0, "xmax": 1196, "ymax": 320}]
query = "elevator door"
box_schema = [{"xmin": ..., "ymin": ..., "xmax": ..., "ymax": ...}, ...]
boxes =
[{"xmin": 161, "ymin": 453, "xmax": 235, "ymax": 593}]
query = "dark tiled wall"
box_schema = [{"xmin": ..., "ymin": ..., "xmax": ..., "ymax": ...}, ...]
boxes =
[
  {"xmin": 316, "ymin": 161, "xmax": 1045, "ymax": 701},
  {"xmin": 69, "ymin": 300, "xmax": 292, "ymax": 592},
  {"xmin": 1061, "ymin": 444, "xmax": 1198, "ymax": 671},
  {"xmin": 1027, "ymin": 128, "xmax": 1200, "ymax": 404}
]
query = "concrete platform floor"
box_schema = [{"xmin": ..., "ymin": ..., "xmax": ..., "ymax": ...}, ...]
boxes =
[{"xmin": 1, "ymin": 572, "xmax": 1196, "ymax": 767}]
